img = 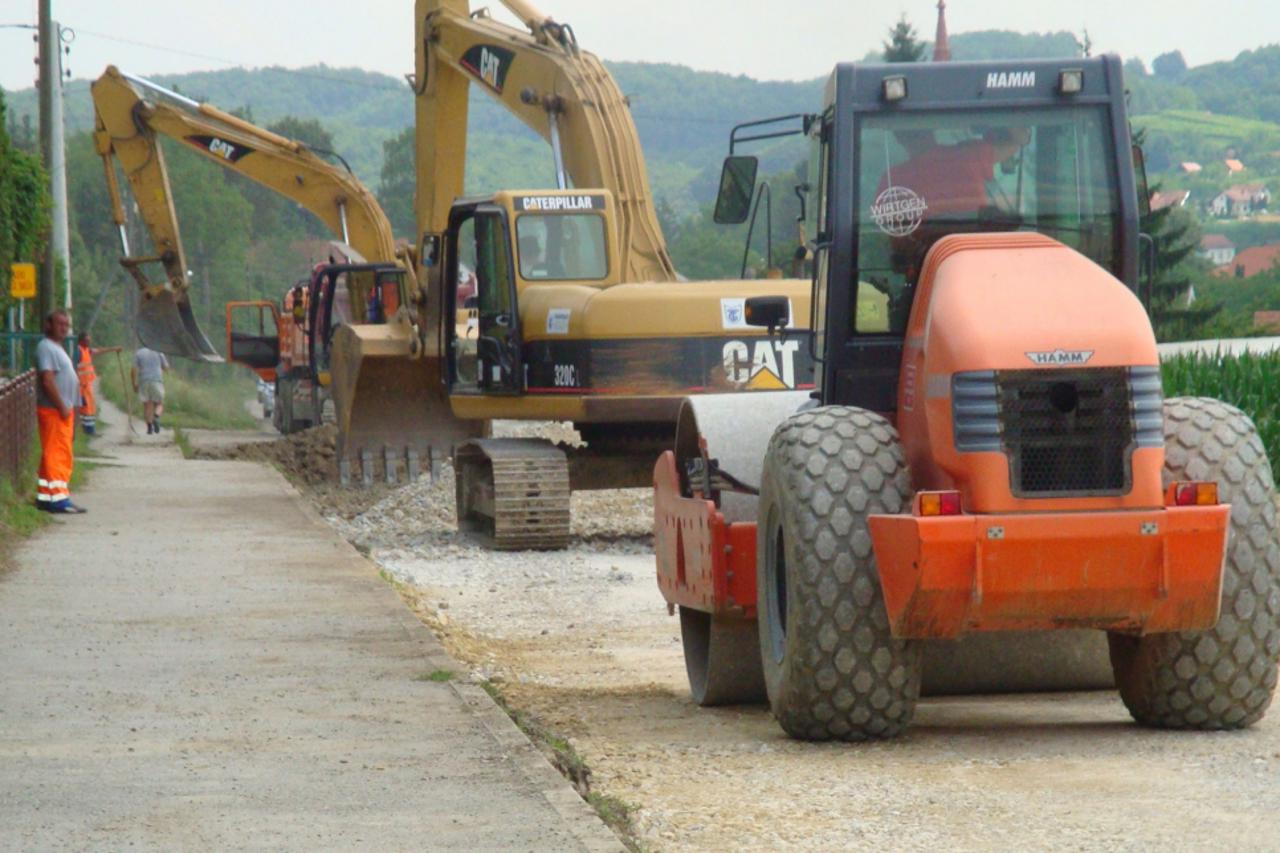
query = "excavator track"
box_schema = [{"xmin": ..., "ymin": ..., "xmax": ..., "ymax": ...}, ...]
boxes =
[{"xmin": 455, "ymin": 439, "xmax": 571, "ymax": 550}]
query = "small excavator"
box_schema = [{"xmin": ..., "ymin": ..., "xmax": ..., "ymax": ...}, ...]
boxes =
[
  {"xmin": 91, "ymin": 65, "xmax": 407, "ymax": 434},
  {"xmin": 99, "ymin": 0, "xmax": 816, "ymax": 549},
  {"xmin": 654, "ymin": 56, "xmax": 1280, "ymax": 737}
]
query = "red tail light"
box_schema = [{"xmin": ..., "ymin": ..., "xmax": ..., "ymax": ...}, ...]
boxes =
[
  {"xmin": 918, "ymin": 491, "xmax": 963, "ymax": 516},
  {"xmin": 1169, "ymin": 481, "xmax": 1219, "ymax": 507}
]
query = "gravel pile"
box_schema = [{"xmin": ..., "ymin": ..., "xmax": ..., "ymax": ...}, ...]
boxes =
[{"xmin": 328, "ymin": 459, "xmax": 652, "ymax": 557}]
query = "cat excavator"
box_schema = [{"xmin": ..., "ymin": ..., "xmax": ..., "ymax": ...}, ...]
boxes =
[
  {"xmin": 91, "ymin": 65, "xmax": 407, "ymax": 433},
  {"xmin": 101, "ymin": 0, "xmax": 813, "ymax": 548}
]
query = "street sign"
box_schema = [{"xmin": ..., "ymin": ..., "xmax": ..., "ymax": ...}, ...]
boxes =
[{"xmin": 9, "ymin": 263, "xmax": 36, "ymax": 299}]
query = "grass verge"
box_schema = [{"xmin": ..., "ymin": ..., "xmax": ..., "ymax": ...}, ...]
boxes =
[
  {"xmin": 480, "ymin": 679, "xmax": 641, "ymax": 851},
  {"xmin": 172, "ymin": 428, "xmax": 194, "ymax": 460},
  {"xmin": 98, "ymin": 353, "xmax": 257, "ymax": 431}
]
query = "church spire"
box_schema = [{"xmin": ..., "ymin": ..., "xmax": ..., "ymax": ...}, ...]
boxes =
[{"xmin": 933, "ymin": 0, "xmax": 952, "ymax": 62}]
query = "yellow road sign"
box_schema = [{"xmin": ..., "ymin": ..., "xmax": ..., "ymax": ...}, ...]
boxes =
[{"xmin": 9, "ymin": 263, "xmax": 36, "ymax": 299}]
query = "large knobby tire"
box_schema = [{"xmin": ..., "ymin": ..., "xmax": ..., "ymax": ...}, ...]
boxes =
[
  {"xmin": 757, "ymin": 406, "xmax": 921, "ymax": 741},
  {"xmin": 1109, "ymin": 397, "xmax": 1280, "ymax": 729}
]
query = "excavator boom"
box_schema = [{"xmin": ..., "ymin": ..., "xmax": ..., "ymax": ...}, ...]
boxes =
[{"xmin": 91, "ymin": 65, "xmax": 397, "ymax": 358}]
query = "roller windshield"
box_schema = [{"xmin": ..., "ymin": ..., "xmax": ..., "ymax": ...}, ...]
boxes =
[{"xmin": 854, "ymin": 105, "xmax": 1122, "ymax": 334}]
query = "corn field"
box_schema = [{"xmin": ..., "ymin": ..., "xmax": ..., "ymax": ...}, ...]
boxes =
[{"xmin": 1162, "ymin": 350, "xmax": 1280, "ymax": 480}]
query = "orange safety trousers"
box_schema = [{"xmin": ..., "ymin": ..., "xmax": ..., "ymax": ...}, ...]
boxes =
[
  {"xmin": 37, "ymin": 406, "xmax": 74, "ymax": 510},
  {"xmin": 77, "ymin": 345, "xmax": 97, "ymax": 420}
]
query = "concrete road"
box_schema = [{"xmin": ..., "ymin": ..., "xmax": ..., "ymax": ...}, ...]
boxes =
[{"xmin": 0, "ymin": 400, "xmax": 620, "ymax": 851}]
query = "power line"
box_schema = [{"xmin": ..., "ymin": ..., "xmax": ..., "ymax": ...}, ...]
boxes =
[{"xmin": 67, "ymin": 26, "xmax": 407, "ymax": 93}]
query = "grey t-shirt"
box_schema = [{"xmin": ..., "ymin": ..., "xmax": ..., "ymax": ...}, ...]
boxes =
[
  {"xmin": 36, "ymin": 338, "xmax": 78, "ymax": 410},
  {"xmin": 134, "ymin": 347, "xmax": 169, "ymax": 383}
]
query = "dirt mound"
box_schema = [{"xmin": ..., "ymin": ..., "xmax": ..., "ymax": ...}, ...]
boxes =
[{"xmin": 196, "ymin": 424, "xmax": 339, "ymax": 485}]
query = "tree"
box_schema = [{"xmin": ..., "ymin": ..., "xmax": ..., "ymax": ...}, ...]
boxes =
[
  {"xmin": 882, "ymin": 15, "xmax": 926, "ymax": 63},
  {"xmin": 1134, "ymin": 131, "xmax": 1219, "ymax": 341},
  {"xmin": 0, "ymin": 88, "xmax": 52, "ymax": 327},
  {"xmin": 377, "ymin": 126, "xmax": 415, "ymax": 239},
  {"xmin": 1124, "ymin": 57, "xmax": 1148, "ymax": 78},
  {"xmin": 1152, "ymin": 51, "xmax": 1189, "ymax": 81}
]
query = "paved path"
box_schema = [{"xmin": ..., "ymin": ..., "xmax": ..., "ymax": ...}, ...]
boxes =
[{"xmin": 0, "ymin": 399, "xmax": 620, "ymax": 851}]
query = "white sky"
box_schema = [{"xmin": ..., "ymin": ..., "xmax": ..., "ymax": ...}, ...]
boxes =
[{"xmin": 2, "ymin": 0, "xmax": 1278, "ymax": 92}]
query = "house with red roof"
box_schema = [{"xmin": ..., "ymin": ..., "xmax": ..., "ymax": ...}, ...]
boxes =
[
  {"xmin": 1199, "ymin": 234, "xmax": 1236, "ymax": 266},
  {"xmin": 1216, "ymin": 243, "xmax": 1280, "ymax": 278},
  {"xmin": 1209, "ymin": 184, "xmax": 1271, "ymax": 218}
]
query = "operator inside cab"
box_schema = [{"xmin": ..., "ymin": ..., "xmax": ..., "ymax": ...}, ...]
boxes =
[{"xmin": 856, "ymin": 107, "xmax": 1120, "ymax": 335}]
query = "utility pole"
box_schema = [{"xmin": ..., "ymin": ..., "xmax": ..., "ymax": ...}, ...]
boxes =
[
  {"xmin": 37, "ymin": 0, "xmax": 55, "ymax": 323},
  {"xmin": 37, "ymin": 1, "xmax": 72, "ymax": 329}
]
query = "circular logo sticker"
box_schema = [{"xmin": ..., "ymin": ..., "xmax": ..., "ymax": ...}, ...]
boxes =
[{"xmin": 869, "ymin": 186, "xmax": 928, "ymax": 237}]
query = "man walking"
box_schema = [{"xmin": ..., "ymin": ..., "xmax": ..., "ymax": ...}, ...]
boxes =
[
  {"xmin": 35, "ymin": 310, "xmax": 86, "ymax": 514},
  {"xmin": 74, "ymin": 331, "xmax": 121, "ymax": 436},
  {"xmin": 132, "ymin": 344, "xmax": 169, "ymax": 434}
]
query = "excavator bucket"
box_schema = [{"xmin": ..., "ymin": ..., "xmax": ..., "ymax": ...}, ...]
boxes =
[
  {"xmin": 329, "ymin": 325, "xmax": 484, "ymax": 484},
  {"xmin": 135, "ymin": 288, "xmax": 223, "ymax": 362}
]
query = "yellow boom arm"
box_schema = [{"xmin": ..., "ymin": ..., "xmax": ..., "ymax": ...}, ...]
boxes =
[
  {"xmin": 91, "ymin": 65, "xmax": 396, "ymax": 358},
  {"xmin": 414, "ymin": 0, "xmax": 676, "ymax": 294}
]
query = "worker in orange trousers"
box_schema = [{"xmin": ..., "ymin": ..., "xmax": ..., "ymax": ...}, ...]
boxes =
[
  {"xmin": 74, "ymin": 331, "xmax": 120, "ymax": 436},
  {"xmin": 35, "ymin": 310, "xmax": 86, "ymax": 514}
]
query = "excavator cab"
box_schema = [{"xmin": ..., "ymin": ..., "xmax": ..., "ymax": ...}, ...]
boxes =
[{"xmin": 443, "ymin": 189, "xmax": 621, "ymax": 396}]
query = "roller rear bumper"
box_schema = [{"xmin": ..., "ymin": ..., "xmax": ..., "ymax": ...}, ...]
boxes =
[{"xmin": 868, "ymin": 506, "xmax": 1230, "ymax": 639}]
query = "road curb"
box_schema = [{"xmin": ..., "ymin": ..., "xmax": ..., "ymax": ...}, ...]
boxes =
[{"xmin": 273, "ymin": 468, "xmax": 625, "ymax": 852}]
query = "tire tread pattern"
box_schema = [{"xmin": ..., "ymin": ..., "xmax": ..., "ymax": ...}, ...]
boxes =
[
  {"xmin": 1111, "ymin": 396, "xmax": 1280, "ymax": 729},
  {"xmin": 759, "ymin": 406, "xmax": 921, "ymax": 741}
]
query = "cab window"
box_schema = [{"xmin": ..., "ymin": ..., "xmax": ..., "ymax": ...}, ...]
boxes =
[
  {"xmin": 854, "ymin": 105, "xmax": 1121, "ymax": 335},
  {"xmin": 515, "ymin": 214, "xmax": 608, "ymax": 280}
]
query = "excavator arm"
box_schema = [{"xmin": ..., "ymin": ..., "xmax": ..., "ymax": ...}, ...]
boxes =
[
  {"xmin": 414, "ymin": 0, "xmax": 676, "ymax": 323},
  {"xmin": 91, "ymin": 65, "xmax": 397, "ymax": 358}
]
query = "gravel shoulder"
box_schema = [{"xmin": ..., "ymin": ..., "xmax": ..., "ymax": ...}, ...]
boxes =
[{"xmin": 211, "ymin": 422, "xmax": 1280, "ymax": 851}]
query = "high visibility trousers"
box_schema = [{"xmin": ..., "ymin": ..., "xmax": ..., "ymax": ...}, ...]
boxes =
[
  {"xmin": 37, "ymin": 406, "xmax": 74, "ymax": 511},
  {"xmin": 78, "ymin": 379, "xmax": 97, "ymax": 434}
]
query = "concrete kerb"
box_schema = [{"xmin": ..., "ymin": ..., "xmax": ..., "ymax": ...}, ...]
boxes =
[{"xmin": 262, "ymin": 456, "xmax": 625, "ymax": 852}]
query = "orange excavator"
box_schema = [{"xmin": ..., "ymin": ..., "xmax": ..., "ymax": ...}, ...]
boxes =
[{"xmin": 655, "ymin": 57, "xmax": 1280, "ymax": 737}]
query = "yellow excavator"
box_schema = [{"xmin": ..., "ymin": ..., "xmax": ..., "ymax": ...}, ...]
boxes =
[
  {"xmin": 91, "ymin": 65, "xmax": 407, "ymax": 433},
  {"xmin": 101, "ymin": 0, "xmax": 813, "ymax": 548}
]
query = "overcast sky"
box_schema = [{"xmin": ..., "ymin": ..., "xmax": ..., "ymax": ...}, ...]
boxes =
[{"xmin": 3, "ymin": 0, "xmax": 1278, "ymax": 93}]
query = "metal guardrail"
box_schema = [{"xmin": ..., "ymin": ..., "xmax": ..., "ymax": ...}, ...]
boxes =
[
  {"xmin": 0, "ymin": 370, "xmax": 37, "ymax": 490},
  {"xmin": 0, "ymin": 331, "xmax": 53, "ymax": 376}
]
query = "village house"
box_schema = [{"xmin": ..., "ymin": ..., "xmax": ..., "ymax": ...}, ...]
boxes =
[
  {"xmin": 1225, "ymin": 158, "xmax": 1246, "ymax": 173},
  {"xmin": 1199, "ymin": 234, "xmax": 1236, "ymax": 266},
  {"xmin": 1150, "ymin": 189, "xmax": 1190, "ymax": 212},
  {"xmin": 1219, "ymin": 243, "xmax": 1280, "ymax": 278},
  {"xmin": 1209, "ymin": 183, "xmax": 1271, "ymax": 218},
  {"xmin": 1179, "ymin": 162, "xmax": 1202, "ymax": 174}
]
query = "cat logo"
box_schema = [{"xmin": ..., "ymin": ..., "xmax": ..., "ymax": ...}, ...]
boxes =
[
  {"xmin": 184, "ymin": 134, "xmax": 251, "ymax": 163},
  {"xmin": 986, "ymin": 70, "xmax": 1036, "ymax": 89},
  {"xmin": 722, "ymin": 339, "xmax": 801, "ymax": 389},
  {"xmin": 461, "ymin": 44, "xmax": 515, "ymax": 94}
]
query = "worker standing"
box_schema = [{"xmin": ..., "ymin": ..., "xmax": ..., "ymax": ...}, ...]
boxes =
[
  {"xmin": 74, "ymin": 331, "xmax": 121, "ymax": 436},
  {"xmin": 132, "ymin": 345, "xmax": 170, "ymax": 435},
  {"xmin": 35, "ymin": 310, "xmax": 87, "ymax": 514}
]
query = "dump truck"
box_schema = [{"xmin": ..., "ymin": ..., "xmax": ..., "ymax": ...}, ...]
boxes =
[{"xmin": 655, "ymin": 56, "xmax": 1280, "ymax": 738}]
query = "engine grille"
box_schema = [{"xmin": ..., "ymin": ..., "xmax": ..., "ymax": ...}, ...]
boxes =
[{"xmin": 953, "ymin": 367, "xmax": 1161, "ymax": 498}]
